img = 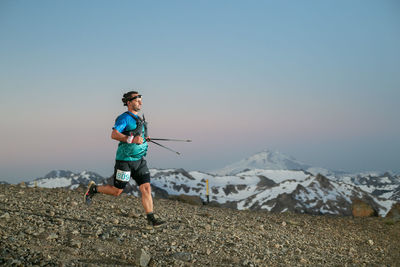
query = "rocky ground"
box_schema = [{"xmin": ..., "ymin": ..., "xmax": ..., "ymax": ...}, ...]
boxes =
[{"xmin": 1, "ymin": 184, "xmax": 399, "ymax": 266}]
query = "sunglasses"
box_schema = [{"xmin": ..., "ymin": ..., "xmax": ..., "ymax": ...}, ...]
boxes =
[{"xmin": 127, "ymin": 95, "xmax": 142, "ymax": 101}]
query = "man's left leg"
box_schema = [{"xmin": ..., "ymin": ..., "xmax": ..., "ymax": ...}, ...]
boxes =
[
  {"xmin": 134, "ymin": 159, "xmax": 165, "ymax": 227},
  {"xmin": 139, "ymin": 183, "xmax": 165, "ymax": 227},
  {"xmin": 139, "ymin": 183, "xmax": 153, "ymax": 213}
]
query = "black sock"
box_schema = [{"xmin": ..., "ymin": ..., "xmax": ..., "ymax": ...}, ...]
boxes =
[{"xmin": 147, "ymin": 213, "xmax": 154, "ymax": 220}]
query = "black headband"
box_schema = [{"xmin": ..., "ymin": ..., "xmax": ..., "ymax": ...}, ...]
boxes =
[{"xmin": 126, "ymin": 95, "xmax": 142, "ymax": 102}]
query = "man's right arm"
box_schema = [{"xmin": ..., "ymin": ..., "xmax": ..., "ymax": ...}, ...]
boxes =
[
  {"xmin": 111, "ymin": 129, "xmax": 129, "ymax": 142},
  {"xmin": 111, "ymin": 129, "xmax": 143, "ymax": 144}
]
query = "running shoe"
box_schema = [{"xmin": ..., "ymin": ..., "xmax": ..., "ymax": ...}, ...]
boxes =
[
  {"xmin": 147, "ymin": 213, "xmax": 166, "ymax": 227},
  {"xmin": 84, "ymin": 181, "xmax": 96, "ymax": 205}
]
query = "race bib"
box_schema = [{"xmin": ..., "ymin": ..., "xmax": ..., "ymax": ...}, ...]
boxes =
[{"xmin": 116, "ymin": 169, "xmax": 131, "ymax": 182}]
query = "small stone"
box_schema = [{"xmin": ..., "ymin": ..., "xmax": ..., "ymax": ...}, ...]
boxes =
[
  {"xmin": 100, "ymin": 233, "xmax": 110, "ymax": 240},
  {"xmin": 281, "ymin": 221, "xmax": 287, "ymax": 227},
  {"xmin": 368, "ymin": 239, "xmax": 374, "ymax": 246},
  {"xmin": 72, "ymin": 230, "xmax": 79, "ymax": 235},
  {"xmin": 231, "ymin": 256, "xmax": 240, "ymax": 264},
  {"xmin": 11, "ymin": 259, "xmax": 22, "ymax": 265},
  {"xmin": 134, "ymin": 248, "xmax": 151, "ymax": 267},
  {"xmin": 0, "ymin": 212, "xmax": 10, "ymax": 220},
  {"xmin": 128, "ymin": 211, "xmax": 139, "ymax": 218},
  {"xmin": 47, "ymin": 233, "xmax": 58, "ymax": 240},
  {"xmin": 288, "ymin": 220, "xmax": 301, "ymax": 226},
  {"xmin": 173, "ymin": 252, "xmax": 192, "ymax": 262},
  {"xmin": 112, "ymin": 218, "xmax": 119, "ymax": 225},
  {"xmin": 71, "ymin": 240, "xmax": 82, "ymax": 248}
]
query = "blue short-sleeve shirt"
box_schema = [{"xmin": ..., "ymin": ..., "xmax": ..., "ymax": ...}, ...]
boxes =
[{"xmin": 113, "ymin": 112, "xmax": 148, "ymax": 161}]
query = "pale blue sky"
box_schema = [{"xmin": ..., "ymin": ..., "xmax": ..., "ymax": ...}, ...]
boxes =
[{"xmin": 1, "ymin": 0, "xmax": 399, "ymax": 183}]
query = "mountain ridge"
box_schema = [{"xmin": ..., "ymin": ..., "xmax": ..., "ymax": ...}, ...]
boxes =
[
  {"xmin": 6, "ymin": 150, "xmax": 399, "ymax": 217},
  {"xmin": 21, "ymin": 167, "xmax": 399, "ymax": 217}
]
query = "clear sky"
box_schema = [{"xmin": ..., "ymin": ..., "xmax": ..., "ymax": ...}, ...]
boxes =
[{"xmin": 1, "ymin": 0, "xmax": 399, "ymax": 183}]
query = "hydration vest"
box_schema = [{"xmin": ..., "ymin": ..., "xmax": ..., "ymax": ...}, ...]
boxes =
[
  {"xmin": 119, "ymin": 112, "xmax": 148, "ymax": 138},
  {"xmin": 114, "ymin": 112, "xmax": 148, "ymax": 161}
]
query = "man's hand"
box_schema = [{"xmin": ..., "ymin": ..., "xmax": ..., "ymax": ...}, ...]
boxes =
[{"xmin": 132, "ymin": 136, "xmax": 143, "ymax": 144}]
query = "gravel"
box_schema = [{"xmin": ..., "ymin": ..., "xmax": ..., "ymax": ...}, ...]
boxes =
[{"xmin": 1, "ymin": 184, "xmax": 399, "ymax": 266}]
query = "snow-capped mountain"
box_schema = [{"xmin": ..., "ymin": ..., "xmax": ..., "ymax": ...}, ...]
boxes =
[
  {"xmin": 211, "ymin": 149, "xmax": 348, "ymax": 179},
  {"xmin": 146, "ymin": 168, "xmax": 395, "ymax": 216},
  {"xmin": 338, "ymin": 171, "xmax": 400, "ymax": 202},
  {"xmin": 21, "ymin": 168, "xmax": 398, "ymax": 216},
  {"xmin": 212, "ymin": 149, "xmax": 313, "ymax": 175},
  {"xmin": 19, "ymin": 149, "xmax": 399, "ymax": 217},
  {"xmin": 27, "ymin": 170, "xmax": 104, "ymax": 190}
]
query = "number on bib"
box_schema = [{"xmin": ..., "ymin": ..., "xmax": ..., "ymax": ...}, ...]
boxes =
[{"xmin": 116, "ymin": 169, "xmax": 131, "ymax": 182}]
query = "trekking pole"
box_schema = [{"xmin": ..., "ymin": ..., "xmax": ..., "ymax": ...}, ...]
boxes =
[
  {"xmin": 149, "ymin": 138, "xmax": 192, "ymax": 142},
  {"xmin": 149, "ymin": 140, "xmax": 181, "ymax": 155}
]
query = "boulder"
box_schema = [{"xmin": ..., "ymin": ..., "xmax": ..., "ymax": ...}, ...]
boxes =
[
  {"xmin": 385, "ymin": 203, "xmax": 400, "ymax": 221},
  {"xmin": 352, "ymin": 199, "xmax": 377, "ymax": 217},
  {"xmin": 169, "ymin": 194, "xmax": 203, "ymax": 206}
]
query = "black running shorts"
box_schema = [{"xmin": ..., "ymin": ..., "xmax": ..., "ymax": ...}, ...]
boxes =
[{"xmin": 113, "ymin": 158, "xmax": 151, "ymax": 189}]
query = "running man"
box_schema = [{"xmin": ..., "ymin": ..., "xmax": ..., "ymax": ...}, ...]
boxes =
[{"xmin": 85, "ymin": 90, "xmax": 165, "ymax": 227}]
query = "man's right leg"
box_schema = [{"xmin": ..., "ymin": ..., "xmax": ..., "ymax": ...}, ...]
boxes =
[
  {"xmin": 84, "ymin": 160, "xmax": 128, "ymax": 204},
  {"xmin": 97, "ymin": 185, "xmax": 123, "ymax": 196}
]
